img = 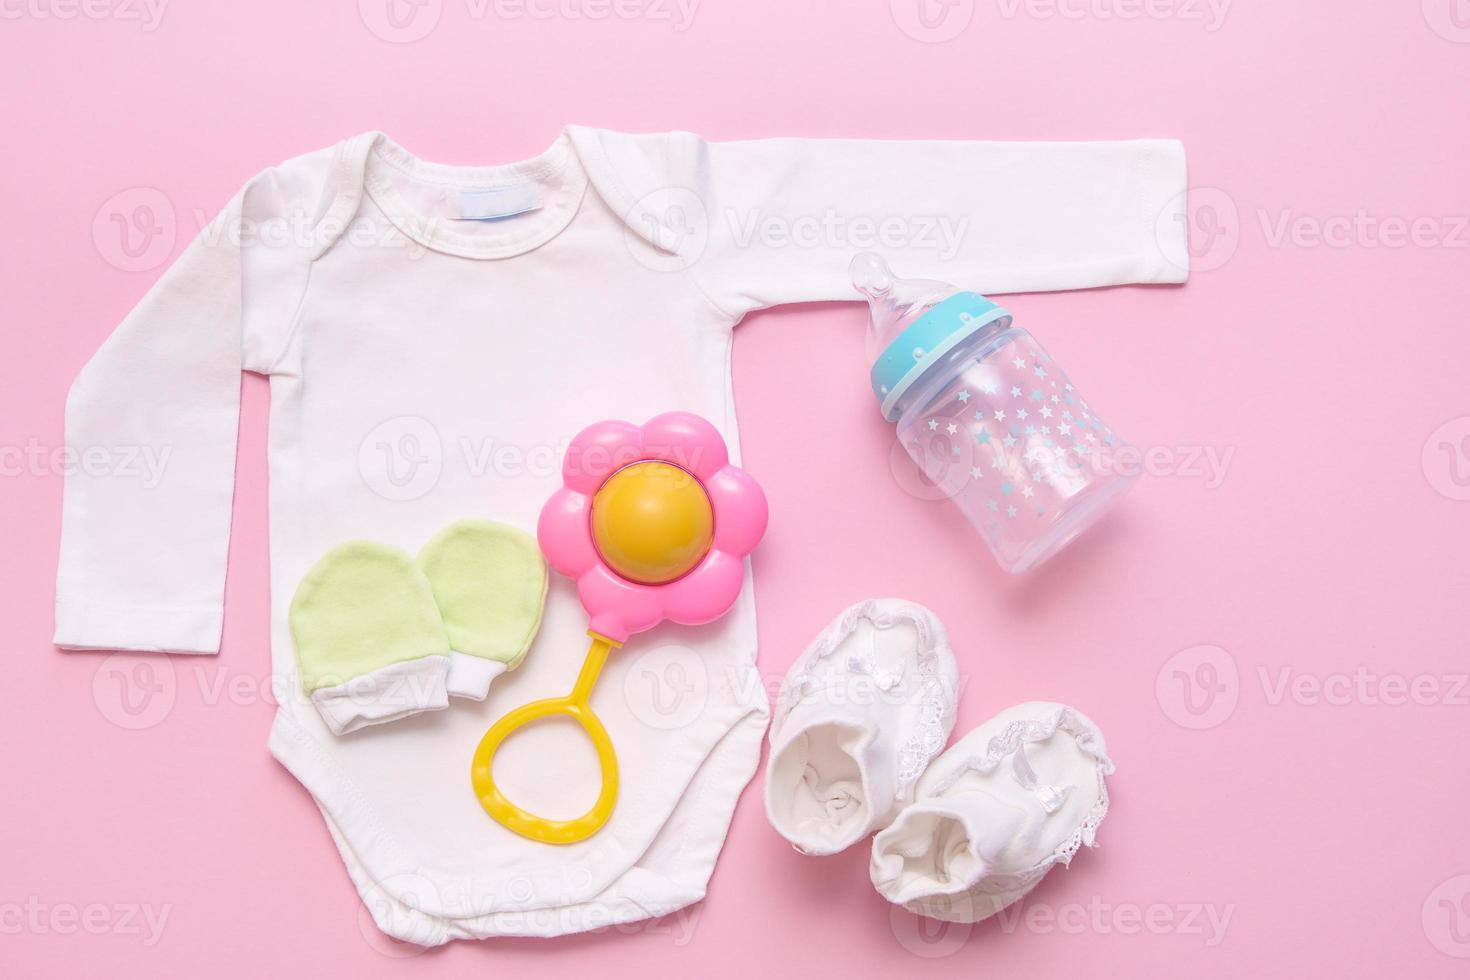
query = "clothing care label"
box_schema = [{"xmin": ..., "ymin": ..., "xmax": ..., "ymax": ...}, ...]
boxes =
[{"xmin": 455, "ymin": 185, "xmax": 543, "ymax": 221}]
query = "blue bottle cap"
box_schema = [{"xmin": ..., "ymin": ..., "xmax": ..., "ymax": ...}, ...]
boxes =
[{"xmin": 869, "ymin": 292, "xmax": 1012, "ymax": 421}]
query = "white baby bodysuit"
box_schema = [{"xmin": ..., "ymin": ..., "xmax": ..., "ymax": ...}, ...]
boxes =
[{"xmin": 55, "ymin": 128, "xmax": 1187, "ymax": 943}]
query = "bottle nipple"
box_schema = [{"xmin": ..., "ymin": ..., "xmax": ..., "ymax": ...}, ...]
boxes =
[
  {"xmin": 849, "ymin": 251, "xmax": 894, "ymax": 297},
  {"xmin": 850, "ymin": 252, "xmax": 959, "ymax": 363}
]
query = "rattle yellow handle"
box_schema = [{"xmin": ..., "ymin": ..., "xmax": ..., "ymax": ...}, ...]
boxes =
[{"xmin": 470, "ymin": 633, "xmax": 621, "ymax": 845}]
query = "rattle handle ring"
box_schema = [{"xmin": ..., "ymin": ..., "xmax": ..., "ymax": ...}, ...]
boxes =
[{"xmin": 470, "ymin": 634, "xmax": 621, "ymax": 845}]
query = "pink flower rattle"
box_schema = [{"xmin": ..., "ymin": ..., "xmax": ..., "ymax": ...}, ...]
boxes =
[{"xmin": 470, "ymin": 412, "xmax": 768, "ymax": 844}]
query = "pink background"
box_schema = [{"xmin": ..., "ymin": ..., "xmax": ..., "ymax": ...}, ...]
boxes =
[{"xmin": 5, "ymin": 0, "xmax": 1470, "ymax": 975}]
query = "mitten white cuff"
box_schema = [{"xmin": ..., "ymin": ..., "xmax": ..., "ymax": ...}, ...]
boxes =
[{"xmin": 310, "ymin": 655, "xmax": 451, "ymax": 736}]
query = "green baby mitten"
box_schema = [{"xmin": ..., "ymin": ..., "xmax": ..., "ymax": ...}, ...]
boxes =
[
  {"xmin": 416, "ymin": 519, "xmax": 548, "ymax": 700},
  {"xmin": 290, "ymin": 541, "xmax": 453, "ymax": 735}
]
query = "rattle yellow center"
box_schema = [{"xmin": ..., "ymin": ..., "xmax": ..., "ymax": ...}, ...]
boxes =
[{"xmin": 591, "ymin": 461, "xmax": 714, "ymax": 585}]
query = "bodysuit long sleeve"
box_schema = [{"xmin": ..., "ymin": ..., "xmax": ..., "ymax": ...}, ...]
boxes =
[{"xmin": 52, "ymin": 127, "xmax": 1187, "ymax": 944}]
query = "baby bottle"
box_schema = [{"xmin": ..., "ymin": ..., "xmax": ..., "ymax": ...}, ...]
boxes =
[{"xmin": 852, "ymin": 253, "xmax": 1136, "ymax": 573}]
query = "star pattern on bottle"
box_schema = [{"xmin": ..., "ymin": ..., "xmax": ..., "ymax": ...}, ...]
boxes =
[{"xmin": 903, "ymin": 337, "xmax": 1126, "ymax": 541}]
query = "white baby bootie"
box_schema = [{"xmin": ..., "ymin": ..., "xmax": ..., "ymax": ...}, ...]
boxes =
[
  {"xmin": 869, "ymin": 701, "xmax": 1114, "ymax": 922},
  {"xmin": 765, "ymin": 599, "xmax": 959, "ymax": 855}
]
